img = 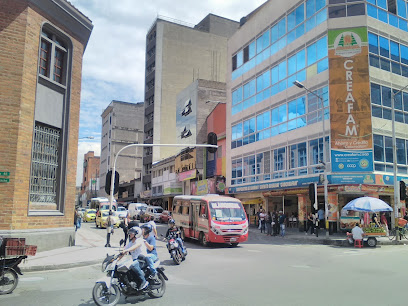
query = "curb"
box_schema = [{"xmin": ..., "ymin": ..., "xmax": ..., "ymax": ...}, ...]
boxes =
[{"xmin": 21, "ymin": 259, "xmax": 103, "ymax": 273}]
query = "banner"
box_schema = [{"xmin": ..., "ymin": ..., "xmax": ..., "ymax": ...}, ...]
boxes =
[{"xmin": 328, "ymin": 27, "xmax": 373, "ymax": 173}]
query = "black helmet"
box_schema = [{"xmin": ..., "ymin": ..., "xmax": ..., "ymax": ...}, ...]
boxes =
[
  {"xmin": 140, "ymin": 223, "xmax": 152, "ymax": 235},
  {"xmin": 169, "ymin": 219, "xmax": 175, "ymax": 225}
]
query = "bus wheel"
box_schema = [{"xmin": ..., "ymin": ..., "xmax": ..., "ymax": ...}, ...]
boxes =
[
  {"xmin": 230, "ymin": 243, "xmax": 239, "ymax": 247},
  {"xmin": 199, "ymin": 232, "xmax": 208, "ymax": 247}
]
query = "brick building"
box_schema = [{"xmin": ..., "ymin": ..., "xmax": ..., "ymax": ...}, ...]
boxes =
[{"xmin": 0, "ymin": 0, "xmax": 92, "ymax": 251}]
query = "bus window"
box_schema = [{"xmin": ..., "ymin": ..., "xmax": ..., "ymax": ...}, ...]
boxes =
[
  {"xmin": 200, "ymin": 202, "xmax": 207, "ymax": 219},
  {"xmin": 173, "ymin": 205, "xmax": 179, "ymax": 214},
  {"xmin": 182, "ymin": 205, "xmax": 189, "ymax": 215}
]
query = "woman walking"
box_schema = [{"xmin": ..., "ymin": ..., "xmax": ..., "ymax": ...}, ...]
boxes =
[{"xmin": 265, "ymin": 212, "xmax": 273, "ymax": 236}]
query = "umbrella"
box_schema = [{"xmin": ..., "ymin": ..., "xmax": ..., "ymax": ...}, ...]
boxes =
[{"xmin": 343, "ymin": 197, "xmax": 393, "ymax": 212}]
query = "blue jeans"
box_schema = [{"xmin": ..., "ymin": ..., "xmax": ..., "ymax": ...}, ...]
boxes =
[
  {"xmin": 130, "ymin": 259, "xmax": 146, "ymax": 285},
  {"xmin": 176, "ymin": 238, "xmax": 186, "ymax": 253},
  {"xmin": 145, "ymin": 254, "xmax": 157, "ymax": 275},
  {"xmin": 280, "ymin": 224, "xmax": 285, "ymax": 237}
]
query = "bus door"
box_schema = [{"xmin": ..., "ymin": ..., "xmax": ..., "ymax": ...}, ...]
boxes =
[{"xmin": 190, "ymin": 201, "xmax": 200, "ymax": 239}]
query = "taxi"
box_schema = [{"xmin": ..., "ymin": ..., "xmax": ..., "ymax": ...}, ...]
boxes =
[
  {"xmin": 83, "ymin": 209, "xmax": 97, "ymax": 222},
  {"xmin": 96, "ymin": 210, "xmax": 121, "ymax": 228}
]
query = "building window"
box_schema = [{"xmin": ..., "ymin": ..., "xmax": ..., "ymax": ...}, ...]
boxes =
[
  {"xmin": 29, "ymin": 123, "xmax": 61, "ymax": 207},
  {"xmin": 38, "ymin": 29, "xmax": 67, "ymax": 85}
]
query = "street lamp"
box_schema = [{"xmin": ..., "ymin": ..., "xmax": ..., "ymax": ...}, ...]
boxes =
[
  {"xmin": 294, "ymin": 80, "xmax": 329, "ymax": 237},
  {"xmin": 391, "ymin": 84, "xmax": 408, "ymax": 239}
]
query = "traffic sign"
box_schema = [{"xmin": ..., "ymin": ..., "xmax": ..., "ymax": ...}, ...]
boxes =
[
  {"xmin": 0, "ymin": 178, "xmax": 10, "ymax": 183},
  {"xmin": 0, "ymin": 172, "xmax": 10, "ymax": 176}
]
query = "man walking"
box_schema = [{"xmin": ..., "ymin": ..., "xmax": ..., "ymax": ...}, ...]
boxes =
[{"xmin": 279, "ymin": 211, "xmax": 286, "ymax": 237}]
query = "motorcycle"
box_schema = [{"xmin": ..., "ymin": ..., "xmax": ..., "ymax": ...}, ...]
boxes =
[
  {"xmin": 93, "ymin": 252, "xmax": 167, "ymax": 306},
  {"xmin": 163, "ymin": 234, "xmax": 186, "ymax": 265},
  {"xmin": 0, "ymin": 255, "xmax": 27, "ymax": 295}
]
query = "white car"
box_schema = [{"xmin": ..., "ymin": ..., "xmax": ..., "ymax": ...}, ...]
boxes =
[
  {"xmin": 145, "ymin": 206, "xmax": 164, "ymax": 222},
  {"xmin": 116, "ymin": 206, "xmax": 128, "ymax": 220}
]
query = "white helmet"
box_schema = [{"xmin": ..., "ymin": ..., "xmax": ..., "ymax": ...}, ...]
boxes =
[{"xmin": 128, "ymin": 226, "xmax": 142, "ymax": 238}]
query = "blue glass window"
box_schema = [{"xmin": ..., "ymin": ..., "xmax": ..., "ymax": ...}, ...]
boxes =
[
  {"xmin": 316, "ymin": 36, "xmax": 328, "ymax": 60},
  {"xmin": 288, "ymin": 10, "xmax": 296, "ymax": 32},
  {"xmin": 367, "ymin": 4, "xmax": 378, "ymax": 18},
  {"xmin": 370, "ymin": 54, "xmax": 380, "ymax": 68},
  {"xmin": 372, "ymin": 105, "xmax": 382, "ymax": 118},
  {"xmin": 288, "ymin": 54, "xmax": 296, "ymax": 75},
  {"xmin": 278, "ymin": 104, "xmax": 287, "ymax": 123},
  {"xmin": 317, "ymin": 58, "xmax": 328, "ymax": 73},
  {"xmin": 368, "ymin": 33, "xmax": 378, "ymax": 54},
  {"xmin": 232, "ymin": 123, "xmax": 242, "ymax": 140},
  {"xmin": 316, "ymin": 0, "xmax": 325, "ymax": 11},
  {"xmin": 257, "ymin": 111, "xmax": 271, "ymax": 131},
  {"xmin": 378, "ymin": 9, "xmax": 388, "ymax": 23},
  {"xmin": 397, "ymin": 0, "xmax": 407, "ymax": 18},
  {"xmin": 243, "ymin": 79, "xmax": 256, "ymax": 99},
  {"xmin": 377, "ymin": 0, "xmax": 387, "ymax": 9},
  {"xmin": 296, "ymin": 24, "xmax": 305, "ymax": 38},
  {"xmin": 278, "ymin": 61, "xmax": 287, "ymax": 80},
  {"xmin": 249, "ymin": 41, "xmax": 256, "ymax": 59},
  {"xmin": 367, "ymin": 0, "xmax": 376, "ymax": 4},
  {"xmin": 297, "ymin": 50, "xmax": 306, "ymax": 70},
  {"xmin": 385, "ymin": 136, "xmax": 393, "ymax": 163},
  {"xmin": 404, "ymin": 92, "xmax": 408, "ymax": 111},
  {"xmin": 401, "ymin": 45, "xmax": 408, "ymax": 64},
  {"xmin": 379, "ymin": 36, "xmax": 389, "ymax": 58},
  {"xmin": 394, "ymin": 89, "xmax": 403, "ymax": 110},
  {"xmin": 374, "ymin": 135, "xmax": 384, "ymax": 162},
  {"xmin": 371, "ymin": 83, "xmax": 381, "ymax": 105},
  {"xmin": 232, "ymin": 87, "xmax": 242, "ymax": 105},
  {"xmin": 307, "ymin": 42, "xmax": 317, "ymax": 65},
  {"xmin": 296, "ymin": 4, "xmax": 305, "ymax": 25},
  {"xmin": 271, "ymin": 66, "xmax": 279, "ymax": 84},
  {"xmin": 399, "ymin": 18, "xmax": 408, "ymax": 31},
  {"xmin": 316, "ymin": 8, "xmax": 327, "ymax": 24},
  {"xmin": 243, "ymin": 118, "xmax": 256, "ymax": 136},
  {"xmin": 397, "ymin": 138, "xmax": 406, "ymax": 164},
  {"xmin": 278, "ymin": 18, "xmax": 286, "ymax": 38},
  {"xmin": 306, "ymin": 17, "xmax": 316, "ymax": 32},
  {"xmin": 306, "ymin": 0, "xmax": 315, "ymax": 18},
  {"xmin": 382, "ymin": 86, "xmax": 391, "ymax": 107},
  {"xmin": 380, "ymin": 58, "xmax": 390, "ymax": 71},
  {"xmin": 389, "ymin": 14, "xmax": 399, "ymax": 28},
  {"xmin": 271, "ymin": 24, "xmax": 278, "ymax": 43}
]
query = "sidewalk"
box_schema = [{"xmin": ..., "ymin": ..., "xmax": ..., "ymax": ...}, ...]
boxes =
[
  {"xmin": 20, "ymin": 226, "xmax": 123, "ymax": 272},
  {"xmin": 248, "ymin": 225, "xmax": 408, "ymax": 247},
  {"xmin": 19, "ymin": 224, "xmax": 407, "ymax": 272}
]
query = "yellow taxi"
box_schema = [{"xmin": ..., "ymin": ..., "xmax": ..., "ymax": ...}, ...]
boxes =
[
  {"xmin": 96, "ymin": 210, "xmax": 121, "ymax": 228},
  {"xmin": 83, "ymin": 209, "xmax": 97, "ymax": 222}
]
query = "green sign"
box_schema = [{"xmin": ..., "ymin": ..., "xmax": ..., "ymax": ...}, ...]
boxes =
[
  {"xmin": 0, "ymin": 172, "xmax": 10, "ymax": 176},
  {"xmin": 0, "ymin": 178, "xmax": 10, "ymax": 183}
]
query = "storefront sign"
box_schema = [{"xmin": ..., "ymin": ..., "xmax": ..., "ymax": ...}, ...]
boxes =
[
  {"xmin": 331, "ymin": 174, "xmax": 408, "ymax": 186},
  {"xmin": 228, "ymin": 176, "xmax": 319, "ymax": 194},
  {"xmin": 178, "ymin": 169, "xmax": 196, "ymax": 181},
  {"xmin": 328, "ymin": 27, "xmax": 373, "ymax": 173}
]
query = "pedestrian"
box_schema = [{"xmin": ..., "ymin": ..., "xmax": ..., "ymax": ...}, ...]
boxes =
[
  {"xmin": 105, "ymin": 210, "xmax": 114, "ymax": 247},
  {"xmin": 74, "ymin": 207, "xmax": 78, "ymax": 231},
  {"xmin": 372, "ymin": 212, "xmax": 381, "ymax": 227},
  {"xmin": 257, "ymin": 209, "xmax": 262, "ymax": 229},
  {"xmin": 147, "ymin": 216, "xmax": 158, "ymax": 238},
  {"xmin": 119, "ymin": 218, "xmax": 128, "ymax": 246},
  {"xmin": 278, "ymin": 211, "xmax": 286, "ymax": 237},
  {"xmin": 265, "ymin": 212, "xmax": 272, "ymax": 236},
  {"xmin": 305, "ymin": 212, "xmax": 315, "ymax": 235},
  {"xmin": 317, "ymin": 207, "xmax": 324, "ymax": 229},
  {"xmin": 259, "ymin": 209, "xmax": 266, "ymax": 233},
  {"xmin": 272, "ymin": 211, "xmax": 279, "ymax": 236},
  {"xmin": 128, "ymin": 215, "xmax": 139, "ymax": 229},
  {"xmin": 380, "ymin": 212, "xmax": 389, "ymax": 236}
]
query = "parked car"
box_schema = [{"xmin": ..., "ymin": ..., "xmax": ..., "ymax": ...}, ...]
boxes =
[
  {"xmin": 84, "ymin": 209, "xmax": 97, "ymax": 222},
  {"xmin": 128, "ymin": 203, "xmax": 148, "ymax": 220},
  {"xmin": 96, "ymin": 210, "xmax": 121, "ymax": 228},
  {"xmin": 144, "ymin": 206, "xmax": 164, "ymax": 222},
  {"xmin": 159, "ymin": 210, "xmax": 172, "ymax": 223},
  {"xmin": 116, "ymin": 206, "xmax": 128, "ymax": 220}
]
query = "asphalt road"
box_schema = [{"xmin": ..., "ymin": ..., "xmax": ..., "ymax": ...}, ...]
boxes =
[{"xmin": 1, "ymin": 223, "xmax": 407, "ymax": 306}]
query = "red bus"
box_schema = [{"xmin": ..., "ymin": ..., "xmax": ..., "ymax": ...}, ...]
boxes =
[{"xmin": 172, "ymin": 195, "xmax": 248, "ymax": 247}]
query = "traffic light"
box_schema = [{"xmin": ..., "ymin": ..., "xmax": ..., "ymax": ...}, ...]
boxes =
[
  {"xmin": 400, "ymin": 181, "xmax": 407, "ymax": 201},
  {"xmin": 207, "ymin": 132, "xmax": 218, "ymax": 153},
  {"xmin": 105, "ymin": 170, "xmax": 119, "ymax": 195}
]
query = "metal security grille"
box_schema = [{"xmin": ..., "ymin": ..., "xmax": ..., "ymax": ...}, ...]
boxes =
[{"xmin": 29, "ymin": 124, "xmax": 60, "ymax": 204}]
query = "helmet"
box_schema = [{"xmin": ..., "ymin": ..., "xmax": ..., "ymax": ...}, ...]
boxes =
[
  {"xmin": 128, "ymin": 226, "xmax": 142, "ymax": 238},
  {"xmin": 140, "ymin": 224, "xmax": 152, "ymax": 235},
  {"xmin": 169, "ymin": 219, "xmax": 175, "ymax": 225}
]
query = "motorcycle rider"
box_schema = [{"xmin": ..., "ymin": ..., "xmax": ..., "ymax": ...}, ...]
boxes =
[
  {"xmin": 120, "ymin": 227, "xmax": 148, "ymax": 290},
  {"xmin": 165, "ymin": 219, "xmax": 187, "ymax": 256},
  {"xmin": 141, "ymin": 224, "xmax": 160, "ymax": 284}
]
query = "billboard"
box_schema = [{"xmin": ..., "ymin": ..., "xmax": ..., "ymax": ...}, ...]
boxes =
[{"xmin": 328, "ymin": 27, "xmax": 373, "ymax": 173}]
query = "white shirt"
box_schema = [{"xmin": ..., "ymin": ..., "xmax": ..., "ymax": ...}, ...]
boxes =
[
  {"xmin": 148, "ymin": 220, "xmax": 157, "ymax": 237},
  {"xmin": 124, "ymin": 237, "xmax": 147, "ymax": 260},
  {"xmin": 351, "ymin": 226, "xmax": 364, "ymax": 240},
  {"xmin": 259, "ymin": 213, "xmax": 266, "ymax": 221}
]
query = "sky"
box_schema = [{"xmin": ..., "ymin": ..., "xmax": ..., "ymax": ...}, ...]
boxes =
[{"xmin": 72, "ymin": 0, "xmax": 267, "ymax": 186}]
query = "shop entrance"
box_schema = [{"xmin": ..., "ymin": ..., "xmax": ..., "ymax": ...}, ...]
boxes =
[{"xmin": 268, "ymin": 196, "xmax": 299, "ymax": 228}]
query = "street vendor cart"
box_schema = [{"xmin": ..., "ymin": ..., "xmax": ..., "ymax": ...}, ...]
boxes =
[{"xmin": 342, "ymin": 197, "xmax": 392, "ymax": 248}]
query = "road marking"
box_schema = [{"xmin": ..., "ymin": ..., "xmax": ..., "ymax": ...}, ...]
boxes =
[{"xmin": 20, "ymin": 277, "xmax": 44, "ymax": 282}]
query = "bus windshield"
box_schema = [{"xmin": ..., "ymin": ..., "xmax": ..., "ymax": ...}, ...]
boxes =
[{"xmin": 209, "ymin": 201, "xmax": 246, "ymax": 221}]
